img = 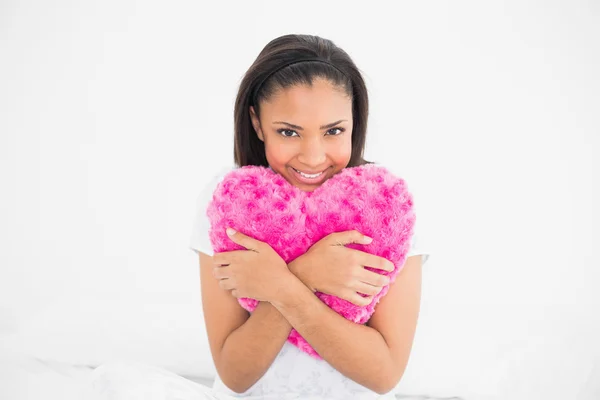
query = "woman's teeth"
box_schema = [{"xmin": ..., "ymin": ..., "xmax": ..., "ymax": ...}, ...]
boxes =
[{"xmin": 294, "ymin": 168, "xmax": 324, "ymax": 178}]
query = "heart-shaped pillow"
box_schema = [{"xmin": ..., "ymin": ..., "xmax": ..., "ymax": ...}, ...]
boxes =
[{"xmin": 206, "ymin": 164, "xmax": 416, "ymax": 359}]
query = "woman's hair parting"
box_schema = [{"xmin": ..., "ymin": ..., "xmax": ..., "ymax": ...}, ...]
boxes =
[{"xmin": 233, "ymin": 34, "xmax": 373, "ymax": 167}]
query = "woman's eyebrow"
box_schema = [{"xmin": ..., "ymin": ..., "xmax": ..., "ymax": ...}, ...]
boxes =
[{"xmin": 273, "ymin": 120, "xmax": 347, "ymax": 130}]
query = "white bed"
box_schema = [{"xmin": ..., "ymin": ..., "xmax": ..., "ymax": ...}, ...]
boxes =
[
  {"xmin": 0, "ymin": 346, "xmax": 462, "ymax": 400},
  {"xmin": 0, "ymin": 346, "xmax": 213, "ymax": 400},
  {"xmin": 3, "ymin": 310, "xmax": 599, "ymax": 400},
  {"xmin": 0, "ymin": 345, "xmax": 95, "ymax": 400}
]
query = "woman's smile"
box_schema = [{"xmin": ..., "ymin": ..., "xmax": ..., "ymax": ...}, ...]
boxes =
[{"xmin": 289, "ymin": 166, "xmax": 331, "ymax": 186}]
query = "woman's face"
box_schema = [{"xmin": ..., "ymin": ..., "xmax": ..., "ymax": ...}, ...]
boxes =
[{"xmin": 250, "ymin": 78, "xmax": 353, "ymax": 192}]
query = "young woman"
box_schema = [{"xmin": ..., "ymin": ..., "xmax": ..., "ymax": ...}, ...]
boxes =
[{"xmin": 90, "ymin": 34, "xmax": 430, "ymax": 400}]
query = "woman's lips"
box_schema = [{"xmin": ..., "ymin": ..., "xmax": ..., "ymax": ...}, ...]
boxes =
[{"xmin": 290, "ymin": 166, "xmax": 330, "ymax": 185}]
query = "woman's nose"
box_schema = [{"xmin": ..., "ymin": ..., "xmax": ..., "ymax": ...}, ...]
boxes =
[{"xmin": 298, "ymin": 138, "xmax": 326, "ymax": 166}]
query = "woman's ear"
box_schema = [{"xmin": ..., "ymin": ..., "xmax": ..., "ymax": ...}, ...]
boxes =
[{"xmin": 249, "ymin": 106, "xmax": 264, "ymax": 142}]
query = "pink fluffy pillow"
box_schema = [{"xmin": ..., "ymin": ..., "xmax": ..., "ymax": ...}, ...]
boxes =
[{"xmin": 207, "ymin": 164, "xmax": 416, "ymax": 359}]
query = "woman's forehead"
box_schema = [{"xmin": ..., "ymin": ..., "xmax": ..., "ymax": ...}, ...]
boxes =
[{"xmin": 261, "ymin": 82, "xmax": 351, "ymax": 124}]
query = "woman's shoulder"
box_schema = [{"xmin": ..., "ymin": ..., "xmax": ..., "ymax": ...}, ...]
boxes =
[
  {"xmin": 194, "ymin": 164, "xmax": 237, "ymax": 206},
  {"xmin": 204, "ymin": 164, "xmax": 237, "ymax": 188},
  {"xmin": 214, "ymin": 163, "xmax": 238, "ymax": 179}
]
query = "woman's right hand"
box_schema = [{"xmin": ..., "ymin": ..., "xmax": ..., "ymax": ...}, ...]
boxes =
[{"xmin": 289, "ymin": 230, "xmax": 395, "ymax": 306}]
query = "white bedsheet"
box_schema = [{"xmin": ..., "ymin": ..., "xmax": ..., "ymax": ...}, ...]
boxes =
[
  {"xmin": 0, "ymin": 346, "xmax": 464, "ymax": 400},
  {"xmin": 0, "ymin": 347, "xmax": 221, "ymax": 400},
  {"xmin": 0, "ymin": 346, "xmax": 95, "ymax": 399}
]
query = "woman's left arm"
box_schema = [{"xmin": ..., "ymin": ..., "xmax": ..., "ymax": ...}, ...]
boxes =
[{"xmin": 273, "ymin": 255, "xmax": 423, "ymax": 395}]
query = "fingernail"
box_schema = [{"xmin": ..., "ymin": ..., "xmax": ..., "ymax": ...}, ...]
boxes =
[
  {"xmin": 362, "ymin": 236, "xmax": 373, "ymax": 244},
  {"xmin": 226, "ymin": 228, "xmax": 236, "ymax": 236}
]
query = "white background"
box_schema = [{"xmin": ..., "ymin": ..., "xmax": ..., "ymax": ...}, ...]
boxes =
[{"xmin": 1, "ymin": 1, "xmax": 599, "ymax": 398}]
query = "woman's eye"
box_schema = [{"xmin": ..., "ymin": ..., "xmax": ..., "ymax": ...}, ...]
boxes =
[
  {"xmin": 327, "ymin": 127, "xmax": 345, "ymax": 136},
  {"xmin": 278, "ymin": 129, "xmax": 298, "ymax": 137}
]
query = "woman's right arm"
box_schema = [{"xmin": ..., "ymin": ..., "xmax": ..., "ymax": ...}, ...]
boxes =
[{"xmin": 198, "ymin": 251, "xmax": 292, "ymax": 394}]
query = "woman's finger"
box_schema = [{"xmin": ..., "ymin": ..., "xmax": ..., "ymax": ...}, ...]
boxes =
[
  {"xmin": 213, "ymin": 266, "xmax": 231, "ymax": 279},
  {"xmin": 351, "ymin": 281, "xmax": 382, "ymax": 296},
  {"xmin": 360, "ymin": 252, "xmax": 395, "ymax": 272},
  {"xmin": 213, "ymin": 250, "xmax": 245, "ymax": 266},
  {"xmin": 212, "ymin": 252, "xmax": 225, "ymax": 265},
  {"xmin": 338, "ymin": 289, "xmax": 373, "ymax": 307},
  {"xmin": 352, "ymin": 293, "xmax": 373, "ymax": 307},
  {"xmin": 357, "ymin": 268, "xmax": 390, "ymax": 288},
  {"xmin": 218, "ymin": 278, "xmax": 235, "ymax": 291}
]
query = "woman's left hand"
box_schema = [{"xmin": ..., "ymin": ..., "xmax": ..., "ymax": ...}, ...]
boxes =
[{"xmin": 212, "ymin": 228, "xmax": 293, "ymax": 302}]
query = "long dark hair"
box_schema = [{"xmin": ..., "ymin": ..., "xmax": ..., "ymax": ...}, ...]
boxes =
[{"xmin": 233, "ymin": 34, "xmax": 373, "ymax": 168}]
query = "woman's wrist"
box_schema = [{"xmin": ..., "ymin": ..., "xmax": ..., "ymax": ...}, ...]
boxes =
[
  {"xmin": 255, "ymin": 301, "xmax": 291, "ymax": 326},
  {"xmin": 288, "ymin": 256, "xmax": 316, "ymax": 292},
  {"xmin": 270, "ymin": 272, "xmax": 315, "ymax": 311}
]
